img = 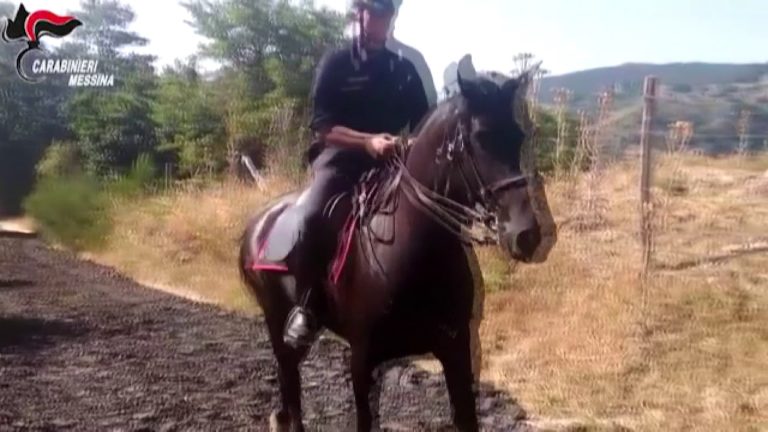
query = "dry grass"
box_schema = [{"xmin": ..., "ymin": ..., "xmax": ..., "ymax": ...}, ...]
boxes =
[
  {"xmin": 91, "ymin": 153, "xmax": 768, "ymax": 431},
  {"xmin": 481, "ymin": 153, "xmax": 768, "ymax": 431},
  {"xmin": 90, "ymin": 176, "xmax": 296, "ymax": 313}
]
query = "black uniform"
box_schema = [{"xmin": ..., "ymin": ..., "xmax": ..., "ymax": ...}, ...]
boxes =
[
  {"xmin": 284, "ymin": 0, "xmax": 429, "ymax": 348},
  {"xmin": 299, "ymin": 43, "xmax": 429, "ymax": 243},
  {"xmin": 309, "ymin": 43, "xmax": 430, "ymax": 178}
]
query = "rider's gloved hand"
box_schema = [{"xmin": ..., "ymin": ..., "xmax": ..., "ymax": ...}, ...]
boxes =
[{"xmin": 365, "ymin": 133, "xmax": 397, "ymax": 159}]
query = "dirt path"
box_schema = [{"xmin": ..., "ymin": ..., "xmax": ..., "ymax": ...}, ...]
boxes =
[{"xmin": 0, "ymin": 236, "xmax": 529, "ymax": 431}]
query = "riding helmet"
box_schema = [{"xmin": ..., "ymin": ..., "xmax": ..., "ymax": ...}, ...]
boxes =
[{"xmin": 354, "ymin": 0, "xmax": 398, "ymax": 14}]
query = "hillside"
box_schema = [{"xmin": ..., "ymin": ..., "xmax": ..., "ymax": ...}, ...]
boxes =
[
  {"xmin": 539, "ymin": 62, "xmax": 768, "ymax": 153},
  {"xmin": 540, "ymin": 62, "xmax": 768, "ymax": 102}
]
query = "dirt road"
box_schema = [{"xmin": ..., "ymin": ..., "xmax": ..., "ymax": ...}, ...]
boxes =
[{"xmin": 0, "ymin": 236, "xmax": 528, "ymax": 431}]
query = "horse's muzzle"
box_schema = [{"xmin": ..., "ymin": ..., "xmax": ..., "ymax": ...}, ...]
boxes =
[{"xmin": 503, "ymin": 227, "xmax": 541, "ymax": 263}]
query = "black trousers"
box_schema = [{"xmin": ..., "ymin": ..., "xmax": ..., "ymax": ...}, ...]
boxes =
[{"xmin": 294, "ymin": 146, "xmax": 378, "ymax": 306}]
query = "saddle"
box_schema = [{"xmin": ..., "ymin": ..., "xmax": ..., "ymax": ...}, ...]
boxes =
[{"xmin": 251, "ymin": 159, "xmax": 402, "ymax": 284}]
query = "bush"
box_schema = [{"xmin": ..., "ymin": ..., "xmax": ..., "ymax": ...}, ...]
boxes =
[
  {"xmin": 23, "ymin": 175, "xmax": 111, "ymax": 251},
  {"xmin": 534, "ymin": 109, "xmax": 588, "ymax": 174},
  {"xmin": 107, "ymin": 153, "xmax": 158, "ymax": 198},
  {"xmin": 36, "ymin": 141, "xmax": 82, "ymax": 178}
]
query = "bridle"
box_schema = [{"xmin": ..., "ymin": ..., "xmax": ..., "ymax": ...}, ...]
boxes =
[
  {"xmin": 396, "ymin": 117, "xmax": 530, "ymax": 245},
  {"xmin": 328, "ymin": 111, "xmax": 532, "ymax": 282}
]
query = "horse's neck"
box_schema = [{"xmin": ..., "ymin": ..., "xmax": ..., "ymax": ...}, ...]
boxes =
[
  {"xmin": 390, "ymin": 107, "xmax": 474, "ymax": 257},
  {"xmin": 404, "ymin": 108, "xmax": 470, "ymax": 206}
]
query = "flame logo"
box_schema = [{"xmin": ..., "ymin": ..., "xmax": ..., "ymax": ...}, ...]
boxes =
[{"xmin": 2, "ymin": 3, "xmax": 82, "ymax": 82}]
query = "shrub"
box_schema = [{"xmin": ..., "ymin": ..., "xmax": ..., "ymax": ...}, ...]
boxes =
[
  {"xmin": 23, "ymin": 175, "xmax": 111, "ymax": 251},
  {"xmin": 107, "ymin": 153, "xmax": 158, "ymax": 198},
  {"xmin": 36, "ymin": 141, "xmax": 82, "ymax": 178}
]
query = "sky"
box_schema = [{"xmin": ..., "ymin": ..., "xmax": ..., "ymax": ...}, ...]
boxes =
[{"xmin": 9, "ymin": 0, "xmax": 768, "ymax": 89}]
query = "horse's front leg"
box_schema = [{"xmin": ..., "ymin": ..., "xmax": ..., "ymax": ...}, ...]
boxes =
[
  {"xmin": 350, "ymin": 343, "xmax": 374, "ymax": 432},
  {"xmin": 434, "ymin": 324, "xmax": 479, "ymax": 432}
]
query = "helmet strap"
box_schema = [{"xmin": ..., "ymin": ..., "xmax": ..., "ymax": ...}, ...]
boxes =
[{"xmin": 357, "ymin": 10, "xmax": 367, "ymax": 62}]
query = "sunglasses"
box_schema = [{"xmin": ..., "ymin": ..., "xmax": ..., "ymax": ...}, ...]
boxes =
[{"xmin": 363, "ymin": 6, "xmax": 394, "ymax": 18}]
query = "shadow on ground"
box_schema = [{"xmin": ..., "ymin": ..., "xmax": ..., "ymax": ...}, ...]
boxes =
[
  {"xmin": 0, "ymin": 316, "xmax": 88, "ymax": 350},
  {"xmin": 0, "ymin": 278, "xmax": 34, "ymax": 289}
]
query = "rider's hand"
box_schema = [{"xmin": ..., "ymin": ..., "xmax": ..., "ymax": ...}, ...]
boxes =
[{"xmin": 365, "ymin": 133, "xmax": 397, "ymax": 159}]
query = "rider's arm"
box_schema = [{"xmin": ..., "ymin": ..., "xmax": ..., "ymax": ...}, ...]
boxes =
[
  {"xmin": 323, "ymin": 126, "xmax": 378, "ymax": 149},
  {"xmin": 310, "ymin": 52, "xmax": 380, "ymax": 151}
]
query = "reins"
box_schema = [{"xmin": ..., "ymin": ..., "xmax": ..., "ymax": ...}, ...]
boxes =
[{"xmin": 345, "ymin": 119, "xmax": 529, "ymax": 247}]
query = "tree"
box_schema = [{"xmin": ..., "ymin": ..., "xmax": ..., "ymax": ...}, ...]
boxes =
[
  {"xmin": 0, "ymin": 2, "xmax": 72, "ymax": 215},
  {"xmin": 61, "ymin": 0, "xmax": 149, "ymax": 61},
  {"xmin": 184, "ymin": 0, "xmax": 346, "ymax": 135},
  {"xmin": 153, "ymin": 58, "xmax": 226, "ymax": 176},
  {"xmin": 62, "ymin": 0, "xmax": 158, "ymax": 176}
]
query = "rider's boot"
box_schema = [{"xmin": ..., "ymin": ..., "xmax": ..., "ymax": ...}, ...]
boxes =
[
  {"xmin": 283, "ymin": 216, "xmax": 329, "ymax": 349},
  {"xmin": 283, "ymin": 286, "xmax": 321, "ymax": 349}
]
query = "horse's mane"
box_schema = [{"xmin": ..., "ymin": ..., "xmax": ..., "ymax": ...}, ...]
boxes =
[
  {"xmin": 411, "ymin": 95, "xmax": 463, "ymax": 138},
  {"xmin": 411, "ymin": 104, "xmax": 439, "ymax": 137}
]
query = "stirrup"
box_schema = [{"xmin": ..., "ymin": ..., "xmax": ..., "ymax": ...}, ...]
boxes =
[{"xmin": 283, "ymin": 306, "xmax": 319, "ymax": 348}]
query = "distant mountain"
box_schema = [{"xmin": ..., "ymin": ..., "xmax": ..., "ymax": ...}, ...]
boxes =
[
  {"xmin": 537, "ymin": 62, "xmax": 768, "ymax": 153},
  {"xmin": 539, "ymin": 62, "xmax": 768, "ymax": 104}
]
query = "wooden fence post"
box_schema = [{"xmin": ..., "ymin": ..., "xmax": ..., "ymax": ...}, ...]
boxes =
[
  {"xmin": 737, "ymin": 109, "xmax": 751, "ymax": 156},
  {"xmin": 640, "ymin": 76, "xmax": 658, "ymax": 277}
]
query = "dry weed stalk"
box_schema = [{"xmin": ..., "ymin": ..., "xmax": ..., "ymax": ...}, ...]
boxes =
[
  {"xmin": 737, "ymin": 109, "xmax": 751, "ymax": 157},
  {"xmin": 553, "ymin": 88, "xmax": 571, "ymax": 179},
  {"xmin": 569, "ymin": 90, "xmax": 614, "ymax": 231},
  {"xmin": 654, "ymin": 121, "xmax": 695, "ymax": 267},
  {"xmin": 264, "ymin": 100, "xmax": 309, "ymax": 182}
]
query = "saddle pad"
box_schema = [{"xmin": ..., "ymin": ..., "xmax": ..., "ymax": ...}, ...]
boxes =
[
  {"xmin": 251, "ymin": 210, "xmax": 358, "ymax": 286},
  {"xmin": 262, "ymin": 205, "xmax": 302, "ymax": 263}
]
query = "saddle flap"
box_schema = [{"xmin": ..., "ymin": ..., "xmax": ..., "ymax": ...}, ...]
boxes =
[{"xmin": 263, "ymin": 205, "xmax": 303, "ymax": 262}]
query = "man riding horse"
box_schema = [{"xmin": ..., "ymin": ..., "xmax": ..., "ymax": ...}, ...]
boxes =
[{"xmin": 284, "ymin": 0, "xmax": 433, "ymax": 348}]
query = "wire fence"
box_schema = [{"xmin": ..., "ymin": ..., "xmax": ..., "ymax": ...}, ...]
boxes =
[{"xmin": 504, "ymin": 75, "xmax": 768, "ymax": 369}]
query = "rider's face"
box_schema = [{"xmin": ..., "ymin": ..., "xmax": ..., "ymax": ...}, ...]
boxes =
[{"xmin": 362, "ymin": 8, "xmax": 394, "ymax": 45}]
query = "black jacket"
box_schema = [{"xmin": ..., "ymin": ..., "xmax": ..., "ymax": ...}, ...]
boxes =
[{"xmin": 307, "ymin": 43, "xmax": 430, "ymax": 168}]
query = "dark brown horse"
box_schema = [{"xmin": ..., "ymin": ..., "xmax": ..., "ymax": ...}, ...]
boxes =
[{"xmin": 239, "ymin": 58, "xmax": 556, "ymax": 432}]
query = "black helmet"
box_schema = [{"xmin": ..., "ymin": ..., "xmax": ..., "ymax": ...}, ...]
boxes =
[{"xmin": 354, "ymin": 0, "xmax": 398, "ymax": 14}]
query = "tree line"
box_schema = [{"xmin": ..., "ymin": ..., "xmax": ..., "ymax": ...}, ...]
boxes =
[
  {"xmin": 0, "ymin": 0, "xmax": 346, "ymax": 216},
  {"xmin": 0, "ymin": 0, "xmax": 579, "ymax": 218}
]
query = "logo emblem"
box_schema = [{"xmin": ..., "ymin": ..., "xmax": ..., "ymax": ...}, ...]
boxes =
[{"xmin": 2, "ymin": 3, "xmax": 82, "ymax": 82}]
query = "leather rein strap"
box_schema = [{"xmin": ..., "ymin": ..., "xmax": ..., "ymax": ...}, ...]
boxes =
[{"xmin": 395, "ymin": 121, "xmax": 529, "ymax": 245}]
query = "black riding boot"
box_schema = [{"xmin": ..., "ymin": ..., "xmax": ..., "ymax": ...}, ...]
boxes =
[
  {"xmin": 283, "ymin": 217, "xmax": 329, "ymax": 349},
  {"xmin": 282, "ymin": 150, "xmax": 365, "ymax": 349},
  {"xmin": 284, "ymin": 290, "xmax": 320, "ymax": 349}
]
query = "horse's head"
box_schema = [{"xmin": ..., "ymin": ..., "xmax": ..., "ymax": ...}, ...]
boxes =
[{"xmin": 452, "ymin": 56, "xmax": 542, "ymax": 262}]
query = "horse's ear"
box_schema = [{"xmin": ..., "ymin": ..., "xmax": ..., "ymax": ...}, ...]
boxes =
[
  {"xmin": 512, "ymin": 65, "xmax": 538, "ymax": 135},
  {"xmin": 457, "ymin": 54, "xmax": 483, "ymax": 108}
]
